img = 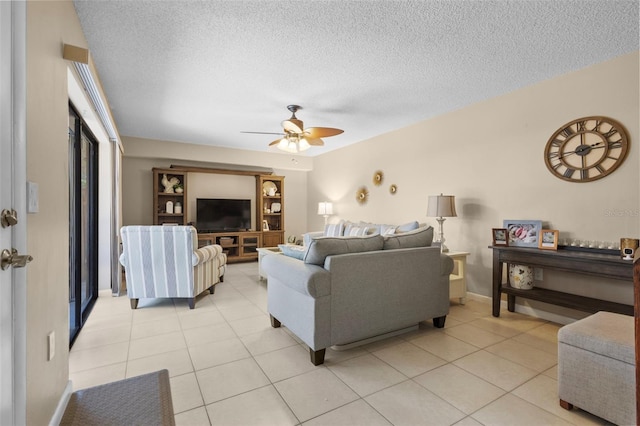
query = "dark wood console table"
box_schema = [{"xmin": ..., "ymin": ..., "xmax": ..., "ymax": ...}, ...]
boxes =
[{"xmin": 490, "ymin": 245, "xmax": 633, "ymax": 317}]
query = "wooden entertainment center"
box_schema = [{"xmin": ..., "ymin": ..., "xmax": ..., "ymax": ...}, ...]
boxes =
[{"xmin": 152, "ymin": 166, "xmax": 285, "ymax": 262}]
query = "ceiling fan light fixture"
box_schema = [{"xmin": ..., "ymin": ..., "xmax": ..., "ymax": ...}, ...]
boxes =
[{"xmin": 298, "ymin": 138, "xmax": 311, "ymax": 151}]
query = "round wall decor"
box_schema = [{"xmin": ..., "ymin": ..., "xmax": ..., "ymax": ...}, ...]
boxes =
[{"xmin": 544, "ymin": 116, "xmax": 629, "ymax": 182}]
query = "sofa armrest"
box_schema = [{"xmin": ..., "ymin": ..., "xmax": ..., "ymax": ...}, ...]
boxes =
[
  {"xmin": 440, "ymin": 253, "xmax": 454, "ymax": 276},
  {"xmin": 262, "ymin": 254, "xmax": 331, "ymax": 298},
  {"xmin": 192, "ymin": 244, "xmax": 223, "ymax": 266}
]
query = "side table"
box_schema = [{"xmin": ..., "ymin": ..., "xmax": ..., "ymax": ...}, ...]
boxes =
[
  {"xmin": 446, "ymin": 251, "xmax": 470, "ymax": 304},
  {"xmin": 257, "ymin": 246, "xmax": 282, "ymax": 280}
]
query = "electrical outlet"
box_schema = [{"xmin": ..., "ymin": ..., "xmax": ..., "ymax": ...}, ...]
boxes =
[
  {"xmin": 534, "ymin": 268, "xmax": 543, "ymax": 281},
  {"xmin": 48, "ymin": 331, "xmax": 55, "ymax": 361}
]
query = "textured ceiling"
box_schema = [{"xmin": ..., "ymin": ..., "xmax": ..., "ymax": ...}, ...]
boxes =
[{"xmin": 73, "ymin": 0, "xmax": 639, "ymax": 156}]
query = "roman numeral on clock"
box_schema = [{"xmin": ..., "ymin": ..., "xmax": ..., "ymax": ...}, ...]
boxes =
[
  {"xmin": 561, "ymin": 127, "xmax": 574, "ymax": 138},
  {"xmin": 563, "ymin": 168, "xmax": 575, "ymax": 178}
]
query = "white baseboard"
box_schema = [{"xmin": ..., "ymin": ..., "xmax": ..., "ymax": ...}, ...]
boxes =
[
  {"xmin": 49, "ymin": 380, "xmax": 73, "ymax": 426},
  {"xmin": 466, "ymin": 292, "xmax": 576, "ymax": 325}
]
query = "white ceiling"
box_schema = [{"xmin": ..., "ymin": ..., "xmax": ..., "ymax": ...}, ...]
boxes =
[{"xmin": 73, "ymin": 0, "xmax": 639, "ymax": 156}]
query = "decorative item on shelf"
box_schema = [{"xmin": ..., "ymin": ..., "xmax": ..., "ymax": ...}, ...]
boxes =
[
  {"xmin": 165, "ymin": 200, "xmax": 174, "ymax": 214},
  {"xmin": 389, "ymin": 184, "xmax": 397, "ymax": 195},
  {"xmin": 174, "ymin": 183, "xmax": 183, "ymax": 194},
  {"xmin": 620, "ymin": 238, "xmax": 639, "ymax": 260},
  {"xmin": 509, "ymin": 264, "xmax": 534, "ymax": 289},
  {"xmin": 161, "ymin": 174, "xmax": 180, "ymax": 193},
  {"xmin": 502, "ymin": 220, "xmax": 542, "ymax": 248},
  {"xmin": 271, "ymin": 202, "xmax": 281, "ymax": 213},
  {"xmin": 427, "ymin": 193, "xmax": 457, "ymax": 253},
  {"xmin": 373, "ymin": 170, "xmax": 384, "ymax": 186},
  {"xmin": 492, "ymin": 228, "xmax": 508, "ymax": 246},
  {"xmin": 262, "ymin": 220, "xmax": 270, "ymax": 231},
  {"xmin": 355, "ymin": 186, "xmax": 369, "ymax": 204},
  {"xmin": 317, "ymin": 201, "xmax": 333, "ymax": 225},
  {"xmin": 263, "ymin": 181, "xmax": 277, "ymax": 196},
  {"xmin": 539, "ymin": 229, "xmax": 559, "ymax": 250},
  {"xmin": 174, "ymin": 202, "xmax": 182, "ymax": 214}
]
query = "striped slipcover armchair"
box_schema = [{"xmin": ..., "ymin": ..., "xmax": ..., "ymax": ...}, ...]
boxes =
[{"xmin": 120, "ymin": 226, "xmax": 227, "ymax": 309}]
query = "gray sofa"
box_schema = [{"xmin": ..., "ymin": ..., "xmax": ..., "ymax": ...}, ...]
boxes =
[{"xmin": 262, "ymin": 227, "xmax": 454, "ymax": 365}]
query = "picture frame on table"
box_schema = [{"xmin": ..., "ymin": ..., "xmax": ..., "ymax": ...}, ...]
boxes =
[
  {"xmin": 539, "ymin": 229, "xmax": 559, "ymax": 250},
  {"xmin": 262, "ymin": 220, "xmax": 269, "ymax": 231},
  {"xmin": 492, "ymin": 228, "xmax": 509, "ymax": 246},
  {"xmin": 503, "ymin": 220, "xmax": 543, "ymax": 248}
]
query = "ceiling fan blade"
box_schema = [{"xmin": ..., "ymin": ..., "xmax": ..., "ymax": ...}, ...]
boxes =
[
  {"xmin": 305, "ymin": 137, "xmax": 324, "ymax": 146},
  {"xmin": 269, "ymin": 137, "xmax": 284, "ymax": 146},
  {"xmin": 241, "ymin": 131, "xmax": 285, "ymax": 136},
  {"xmin": 282, "ymin": 119, "xmax": 303, "ymax": 133},
  {"xmin": 304, "ymin": 127, "xmax": 344, "ymax": 138}
]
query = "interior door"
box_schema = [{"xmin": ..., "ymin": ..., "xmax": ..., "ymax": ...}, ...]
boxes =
[{"xmin": 0, "ymin": 2, "xmax": 27, "ymax": 424}]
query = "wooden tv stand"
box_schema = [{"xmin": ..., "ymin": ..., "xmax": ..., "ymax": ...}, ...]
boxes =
[
  {"xmin": 198, "ymin": 231, "xmax": 262, "ymax": 263},
  {"xmin": 490, "ymin": 245, "xmax": 633, "ymax": 317}
]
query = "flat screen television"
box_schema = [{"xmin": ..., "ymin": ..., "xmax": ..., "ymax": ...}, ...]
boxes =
[{"xmin": 196, "ymin": 198, "xmax": 251, "ymax": 232}]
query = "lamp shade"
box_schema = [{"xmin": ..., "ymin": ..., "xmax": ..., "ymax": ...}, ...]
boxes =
[
  {"xmin": 317, "ymin": 202, "xmax": 333, "ymax": 215},
  {"xmin": 426, "ymin": 194, "xmax": 457, "ymax": 218}
]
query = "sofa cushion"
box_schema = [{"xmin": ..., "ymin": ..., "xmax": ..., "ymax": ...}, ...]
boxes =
[
  {"xmin": 324, "ymin": 221, "xmax": 345, "ymax": 237},
  {"xmin": 278, "ymin": 244, "xmax": 307, "ymax": 260},
  {"xmin": 396, "ymin": 220, "xmax": 420, "ymax": 233},
  {"xmin": 303, "ymin": 234, "xmax": 385, "ymax": 266},
  {"xmin": 383, "ymin": 226, "xmax": 434, "ymax": 250}
]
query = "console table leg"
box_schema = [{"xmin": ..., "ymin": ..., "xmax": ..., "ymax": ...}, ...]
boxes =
[
  {"xmin": 492, "ymin": 252, "xmax": 502, "ymax": 317},
  {"xmin": 507, "ymin": 294, "xmax": 516, "ymax": 312}
]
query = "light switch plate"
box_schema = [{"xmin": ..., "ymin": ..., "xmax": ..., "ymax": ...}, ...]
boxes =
[
  {"xmin": 48, "ymin": 331, "xmax": 55, "ymax": 361},
  {"xmin": 27, "ymin": 182, "xmax": 39, "ymax": 213}
]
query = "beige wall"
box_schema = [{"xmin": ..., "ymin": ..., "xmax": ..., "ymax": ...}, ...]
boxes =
[
  {"xmin": 26, "ymin": 1, "xmax": 88, "ymax": 424},
  {"xmin": 308, "ymin": 51, "xmax": 639, "ymax": 321}
]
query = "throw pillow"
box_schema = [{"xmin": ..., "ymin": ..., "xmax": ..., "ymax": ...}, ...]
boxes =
[
  {"xmin": 396, "ymin": 220, "xmax": 420, "ymax": 233},
  {"xmin": 303, "ymin": 234, "xmax": 385, "ymax": 266},
  {"xmin": 278, "ymin": 244, "xmax": 307, "ymax": 260},
  {"xmin": 380, "ymin": 224, "xmax": 396, "ymax": 235},
  {"xmin": 383, "ymin": 226, "xmax": 434, "ymax": 250},
  {"xmin": 324, "ymin": 220, "xmax": 345, "ymax": 237},
  {"xmin": 346, "ymin": 226, "xmax": 375, "ymax": 237}
]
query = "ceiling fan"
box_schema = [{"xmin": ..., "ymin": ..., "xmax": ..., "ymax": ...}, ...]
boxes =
[{"xmin": 242, "ymin": 105, "xmax": 344, "ymax": 153}]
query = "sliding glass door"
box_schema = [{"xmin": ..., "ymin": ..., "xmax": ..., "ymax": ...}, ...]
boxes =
[{"xmin": 69, "ymin": 103, "xmax": 99, "ymax": 346}]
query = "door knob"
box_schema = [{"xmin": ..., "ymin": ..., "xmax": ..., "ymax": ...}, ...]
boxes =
[
  {"xmin": 1, "ymin": 209, "xmax": 18, "ymax": 228},
  {"xmin": 1, "ymin": 248, "xmax": 33, "ymax": 271}
]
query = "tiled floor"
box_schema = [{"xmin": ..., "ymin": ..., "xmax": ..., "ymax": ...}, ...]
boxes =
[{"xmin": 69, "ymin": 262, "xmax": 610, "ymax": 425}]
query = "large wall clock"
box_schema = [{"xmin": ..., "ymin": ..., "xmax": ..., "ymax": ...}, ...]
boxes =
[{"xmin": 544, "ymin": 116, "xmax": 629, "ymax": 182}]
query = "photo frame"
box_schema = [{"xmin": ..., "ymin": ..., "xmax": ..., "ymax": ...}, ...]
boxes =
[
  {"xmin": 492, "ymin": 228, "xmax": 509, "ymax": 246},
  {"xmin": 262, "ymin": 220, "xmax": 269, "ymax": 231},
  {"xmin": 539, "ymin": 229, "xmax": 559, "ymax": 250},
  {"xmin": 503, "ymin": 220, "xmax": 543, "ymax": 248}
]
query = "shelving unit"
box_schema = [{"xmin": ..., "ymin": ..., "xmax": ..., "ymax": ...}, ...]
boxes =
[
  {"xmin": 257, "ymin": 175, "xmax": 285, "ymax": 247},
  {"xmin": 198, "ymin": 231, "xmax": 261, "ymax": 263},
  {"xmin": 150, "ymin": 166, "xmax": 286, "ymax": 260},
  {"xmin": 152, "ymin": 168, "xmax": 187, "ymax": 225}
]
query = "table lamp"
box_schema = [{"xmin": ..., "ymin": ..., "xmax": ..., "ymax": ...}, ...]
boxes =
[
  {"xmin": 427, "ymin": 194, "xmax": 457, "ymax": 252},
  {"xmin": 317, "ymin": 202, "xmax": 333, "ymax": 225}
]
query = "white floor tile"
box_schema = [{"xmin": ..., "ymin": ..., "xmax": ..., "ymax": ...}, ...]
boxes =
[
  {"xmin": 275, "ymin": 368, "xmax": 359, "ymax": 422},
  {"xmin": 205, "ymin": 385, "xmax": 298, "ymax": 425},
  {"xmin": 196, "ymin": 358, "xmax": 270, "ymax": 404},
  {"xmin": 69, "ymin": 262, "xmax": 571, "ymax": 426},
  {"xmin": 365, "ymin": 380, "xmax": 466, "ymax": 425}
]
